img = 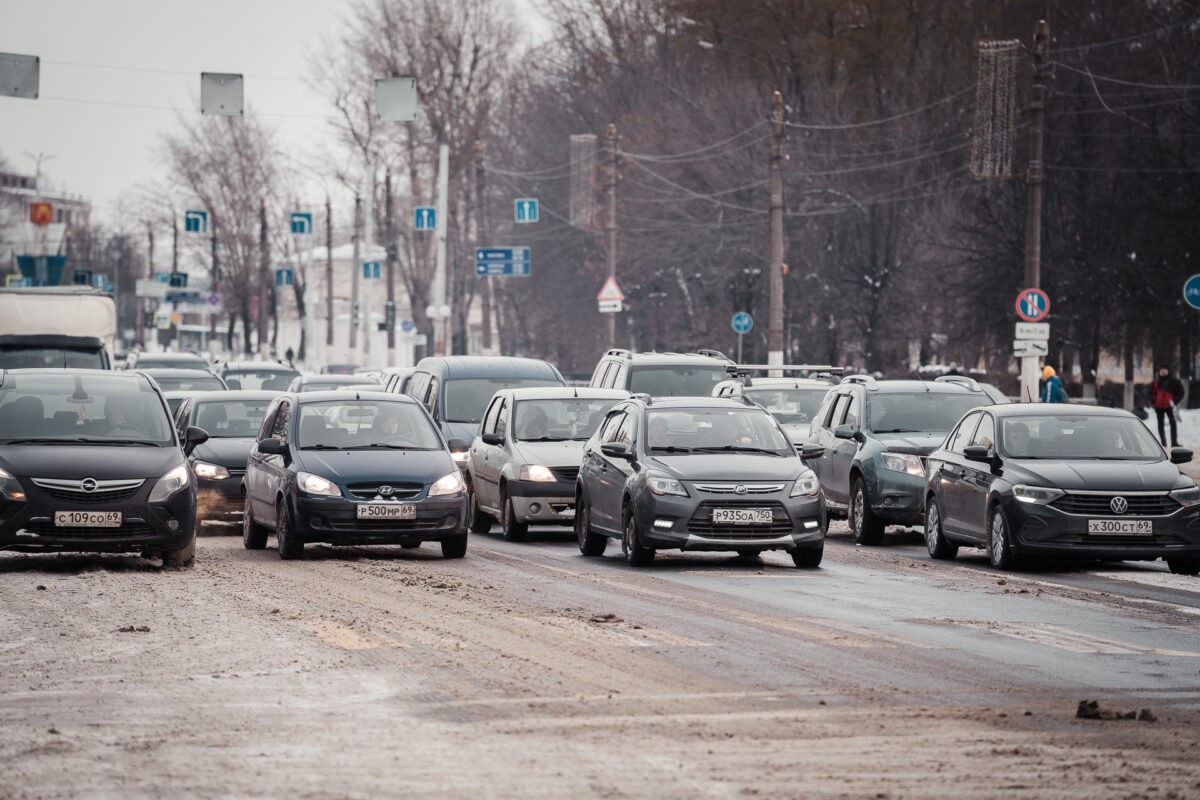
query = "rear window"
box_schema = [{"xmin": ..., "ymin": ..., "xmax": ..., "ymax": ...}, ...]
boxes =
[
  {"xmin": 444, "ymin": 378, "xmax": 561, "ymax": 424},
  {"xmin": 745, "ymin": 387, "xmax": 829, "ymax": 425},
  {"xmin": 152, "ymin": 374, "xmax": 225, "ymax": 392},
  {"xmin": 193, "ymin": 399, "xmax": 274, "ymax": 438},
  {"xmin": 224, "ymin": 370, "xmax": 297, "ymax": 391},
  {"xmin": 628, "ymin": 365, "xmax": 728, "ymax": 397},
  {"xmin": 870, "ymin": 392, "xmax": 991, "ymax": 434},
  {"xmin": 0, "ymin": 373, "xmax": 173, "ymax": 445},
  {"xmin": 0, "ymin": 346, "xmax": 105, "ymax": 370}
]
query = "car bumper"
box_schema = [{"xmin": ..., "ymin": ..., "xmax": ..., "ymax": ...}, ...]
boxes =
[
  {"xmin": 632, "ymin": 493, "xmax": 825, "ymax": 553},
  {"xmin": 867, "ymin": 469, "xmax": 925, "ymax": 525},
  {"xmin": 505, "ymin": 479, "xmax": 576, "ymax": 525},
  {"xmin": 1007, "ymin": 499, "xmax": 1200, "ymax": 560},
  {"xmin": 288, "ymin": 492, "xmax": 467, "ymax": 546}
]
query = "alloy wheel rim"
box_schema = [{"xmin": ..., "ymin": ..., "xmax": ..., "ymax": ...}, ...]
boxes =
[
  {"xmin": 577, "ymin": 504, "xmax": 587, "ymax": 546},
  {"xmin": 990, "ymin": 515, "xmax": 1004, "ymax": 563},
  {"xmin": 853, "ymin": 486, "xmax": 863, "ymax": 535},
  {"xmin": 925, "ymin": 504, "xmax": 939, "ymax": 550}
]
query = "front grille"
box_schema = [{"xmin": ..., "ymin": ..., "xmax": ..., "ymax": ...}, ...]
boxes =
[
  {"xmin": 31, "ymin": 478, "xmax": 145, "ymax": 504},
  {"xmin": 550, "ymin": 466, "xmax": 579, "ymax": 483},
  {"xmin": 18, "ymin": 522, "xmax": 156, "ymax": 538},
  {"xmin": 346, "ymin": 482, "xmax": 423, "ymax": 500},
  {"xmin": 686, "ymin": 501, "xmax": 792, "ymax": 538},
  {"xmin": 1051, "ymin": 493, "xmax": 1179, "ymax": 516},
  {"xmin": 693, "ymin": 483, "xmax": 785, "ymax": 495}
]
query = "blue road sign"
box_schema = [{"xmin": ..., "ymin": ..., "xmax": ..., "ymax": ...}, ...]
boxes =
[
  {"xmin": 165, "ymin": 291, "xmax": 203, "ymax": 304},
  {"xmin": 1185, "ymin": 275, "xmax": 1200, "ymax": 310},
  {"xmin": 414, "ymin": 206, "xmax": 436, "ymax": 231},
  {"xmin": 168, "ymin": 271, "xmax": 188, "ymax": 287},
  {"xmin": 514, "ymin": 198, "xmax": 539, "ymax": 224},
  {"xmin": 1014, "ymin": 287, "xmax": 1050, "ymax": 322},
  {"xmin": 475, "ymin": 247, "xmax": 531, "ymax": 277},
  {"xmin": 731, "ymin": 311, "xmax": 754, "ymax": 334},
  {"xmin": 184, "ymin": 209, "xmax": 208, "ymax": 234},
  {"xmin": 154, "ymin": 271, "xmax": 171, "ymax": 284},
  {"xmin": 72, "ymin": 269, "xmax": 93, "ymax": 286},
  {"xmin": 363, "ymin": 261, "xmax": 381, "ymax": 279},
  {"xmin": 274, "ymin": 268, "xmax": 293, "ymax": 286},
  {"xmin": 290, "ymin": 212, "xmax": 313, "ymax": 234}
]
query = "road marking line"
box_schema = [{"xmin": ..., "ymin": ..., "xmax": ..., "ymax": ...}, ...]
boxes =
[
  {"xmin": 737, "ymin": 613, "xmax": 943, "ymax": 649},
  {"xmin": 943, "ymin": 619, "xmax": 1200, "ymax": 656}
]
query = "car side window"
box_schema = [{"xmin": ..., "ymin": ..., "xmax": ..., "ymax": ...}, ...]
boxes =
[
  {"xmin": 258, "ymin": 399, "xmax": 281, "ymax": 441},
  {"xmin": 613, "ymin": 412, "xmax": 637, "ymax": 445},
  {"xmin": 174, "ymin": 398, "xmax": 191, "ymax": 440},
  {"xmin": 594, "ymin": 361, "xmax": 614, "ymax": 388},
  {"xmin": 830, "ymin": 395, "xmax": 852, "ymax": 428},
  {"xmin": 495, "ymin": 399, "xmax": 510, "ymax": 439},
  {"xmin": 598, "ymin": 410, "xmax": 625, "ymax": 443},
  {"xmin": 482, "ymin": 396, "xmax": 503, "ymax": 435},
  {"xmin": 424, "ymin": 377, "xmax": 439, "ymax": 418},
  {"xmin": 270, "ymin": 400, "xmax": 291, "ymax": 443},
  {"xmin": 947, "ymin": 413, "xmax": 980, "ymax": 454},
  {"xmin": 613, "ymin": 363, "xmax": 629, "ymax": 390},
  {"xmin": 844, "ymin": 394, "xmax": 861, "ymax": 429},
  {"xmin": 814, "ymin": 390, "xmax": 837, "ymax": 429},
  {"xmin": 406, "ymin": 372, "xmax": 430, "ymax": 402},
  {"xmin": 970, "ymin": 413, "xmax": 995, "ymax": 450}
]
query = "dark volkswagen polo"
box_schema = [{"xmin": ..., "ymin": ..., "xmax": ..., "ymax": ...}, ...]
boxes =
[
  {"xmin": 923, "ymin": 404, "xmax": 1200, "ymax": 574},
  {"xmin": 242, "ymin": 391, "xmax": 470, "ymax": 559},
  {"xmin": 0, "ymin": 369, "xmax": 207, "ymax": 566}
]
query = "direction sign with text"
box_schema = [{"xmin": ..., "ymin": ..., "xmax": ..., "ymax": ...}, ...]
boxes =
[
  {"xmin": 598, "ymin": 299, "xmax": 623, "ymax": 314},
  {"xmin": 1013, "ymin": 339, "xmax": 1049, "ymax": 357},
  {"xmin": 1015, "ymin": 322, "xmax": 1050, "ymax": 340},
  {"xmin": 475, "ymin": 247, "xmax": 531, "ymax": 277}
]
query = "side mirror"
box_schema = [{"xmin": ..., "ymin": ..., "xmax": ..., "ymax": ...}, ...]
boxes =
[
  {"xmin": 833, "ymin": 424, "xmax": 857, "ymax": 440},
  {"xmin": 481, "ymin": 432, "xmax": 504, "ymax": 446},
  {"xmin": 183, "ymin": 425, "xmax": 209, "ymax": 456},
  {"xmin": 1171, "ymin": 447, "xmax": 1193, "ymax": 464},
  {"xmin": 600, "ymin": 441, "xmax": 635, "ymax": 460},
  {"xmin": 963, "ymin": 445, "xmax": 993, "ymax": 463},
  {"xmin": 798, "ymin": 442, "xmax": 825, "ymax": 461},
  {"xmin": 447, "ymin": 437, "xmax": 470, "ymax": 453},
  {"xmin": 258, "ymin": 437, "xmax": 287, "ymax": 456}
]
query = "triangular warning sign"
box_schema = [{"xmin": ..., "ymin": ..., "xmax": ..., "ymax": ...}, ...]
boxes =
[{"xmin": 597, "ymin": 276, "xmax": 624, "ymax": 302}]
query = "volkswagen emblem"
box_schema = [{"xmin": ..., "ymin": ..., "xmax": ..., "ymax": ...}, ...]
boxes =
[
  {"xmin": 80, "ymin": 477, "xmax": 98, "ymax": 493},
  {"xmin": 1110, "ymin": 496, "xmax": 1128, "ymax": 514},
  {"xmin": 378, "ymin": 485, "xmax": 394, "ymax": 497},
  {"xmin": 735, "ymin": 484, "xmax": 748, "ymax": 495}
]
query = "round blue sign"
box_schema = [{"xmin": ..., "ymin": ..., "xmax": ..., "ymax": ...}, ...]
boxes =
[
  {"xmin": 1185, "ymin": 275, "xmax": 1200, "ymax": 310},
  {"xmin": 731, "ymin": 311, "xmax": 753, "ymax": 334}
]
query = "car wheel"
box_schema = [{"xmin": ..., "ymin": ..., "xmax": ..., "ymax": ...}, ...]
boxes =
[
  {"xmin": 924, "ymin": 498, "xmax": 958, "ymax": 560},
  {"xmin": 468, "ymin": 489, "xmax": 493, "ymax": 534},
  {"xmin": 162, "ymin": 532, "xmax": 196, "ymax": 568},
  {"xmin": 850, "ymin": 477, "xmax": 884, "ymax": 545},
  {"xmin": 790, "ymin": 544, "xmax": 823, "ymax": 569},
  {"xmin": 1167, "ymin": 558, "xmax": 1200, "ymax": 575},
  {"xmin": 622, "ymin": 509, "xmax": 655, "ymax": 567},
  {"xmin": 576, "ymin": 497, "xmax": 607, "ymax": 556},
  {"xmin": 441, "ymin": 533, "xmax": 468, "ymax": 559},
  {"xmin": 242, "ymin": 497, "xmax": 268, "ymax": 550},
  {"xmin": 987, "ymin": 505, "xmax": 1019, "ymax": 570},
  {"xmin": 276, "ymin": 500, "xmax": 304, "ymax": 560},
  {"xmin": 501, "ymin": 488, "xmax": 529, "ymax": 542}
]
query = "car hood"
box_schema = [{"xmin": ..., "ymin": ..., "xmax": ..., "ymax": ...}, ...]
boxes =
[
  {"xmin": 875, "ymin": 432, "xmax": 948, "ymax": 456},
  {"xmin": 647, "ymin": 453, "xmax": 803, "ymax": 482},
  {"xmin": 295, "ymin": 448, "xmax": 455, "ymax": 485},
  {"xmin": 192, "ymin": 437, "xmax": 256, "ymax": 468},
  {"xmin": 442, "ymin": 421, "xmax": 478, "ymax": 443},
  {"xmin": 0, "ymin": 444, "xmax": 182, "ymax": 480},
  {"xmin": 1005, "ymin": 458, "xmax": 1189, "ymax": 492},
  {"xmin": 513, "ymin": 440, "xmax": 587, "ymax": 467}
]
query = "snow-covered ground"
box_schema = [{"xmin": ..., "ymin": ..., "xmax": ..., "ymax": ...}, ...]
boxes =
[{"xmin": 1140, "ymin": 407, "xmax": 1200, "ymax": 449}]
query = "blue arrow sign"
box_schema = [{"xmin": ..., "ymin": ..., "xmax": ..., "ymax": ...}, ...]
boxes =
[
  {"xmin": 363, "ymin": 261, "xmax": 381, "ymax": 279},
  {"xmin": 414, "ymin": 206, "xmax": 436, "ymax": 231},
  {"xmin": 274, "ymin": 268, "xmax": 293, "ymax": 286},
  {"xmin": 475, "ymin": 247, "xmax": 531, "ymax": 277},
  {"xmin": 290, "ymin": 212, "xmax": 313, "ymax": 234},
  {"xmin": 731, "ymin": 311, "xmax": 754, "ymax": 334},
  {"xmin": 514, "ymin": 198, "xmax": 539, "ymax": 224},
  {"xmin": 184, "ymin": 209, "xmax": 208, "ymax": 233},
  {"xmin": 1185, "ymin": 275, "xmax": 1200, "ymax": 310}
]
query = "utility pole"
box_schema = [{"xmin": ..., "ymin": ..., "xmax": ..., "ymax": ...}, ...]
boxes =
[
  {"xmin": 325, "ymin": 194, "xmax": 333, "ymax": 348},
  {"xmin": 604, "ymin": 123, "xmax": 618, "ymax": 349},
  {"xmin": 1021, "ymin": 19, "xmax": 1050, "ymax": 404},
  {"xmin": 350, "ymin": 194, "xmax": 361, "ymax": 353},
  {"xmin": 171, "ymin": 213, "xmax": 178, "ymax": 270},
  {"xmin": 432, "ymin": 143, "xmax": 450, "ymax": 356},
  {"xmin": 209, "ymin": 212, "xmax": 219, "ymax": 347},
  {"xmin": 362, "ymin": 161, "xmax": 374, "ymax": 365},
  {"xmin": 475, "ymin": 141, "xmax": 494, "ymax": 352},
  {"xmin": 768, "ymin": 90, "xmax": 785, "ymax": 373},
  {"xmin": 259, "ymin": 201, "xmax": 271, "ymax": 358},
  {"xmin": 385, "ymin": 167, "xmax": 397, "ymax": 365}
]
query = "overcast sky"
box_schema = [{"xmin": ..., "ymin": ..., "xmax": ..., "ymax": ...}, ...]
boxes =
[{"xmin": 0, "ymin": 0, "xmax": 546, "ymax": 225}]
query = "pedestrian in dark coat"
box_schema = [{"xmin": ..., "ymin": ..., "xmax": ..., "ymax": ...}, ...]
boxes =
[{"xmin": 1151, "ymin": 364, "xmax": 1184, "ymax": 447}]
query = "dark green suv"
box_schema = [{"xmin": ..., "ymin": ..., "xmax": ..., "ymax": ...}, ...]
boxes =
[{"xmin": 805, "ymin": 375, "xmax": 992, "ymax": 544}]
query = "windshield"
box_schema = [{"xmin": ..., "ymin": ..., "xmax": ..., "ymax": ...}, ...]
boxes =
[
  {"xmin": 513, "ymin": 397, "xmax": 623, "ymax": 441},
  {"xmin": 645, "ymin": 408, "xmax": 792, "ymax": 454},
  {"xmin": 745, "ymin": 387, "xmax": 829, "ymax": 425},
  {"xmin": 193, "ymin": 400, "xmax": 274, "ymax": 438},
  {"xmin": 1000, "ymin": 415, "xmax": 1164, "ymax": 459},
  {"xmin": 0, "ymin": 346, "xmax": 105, "ymax": 370},
  {"xmin": 444, "ymin": 378, "xmax": 562, "ymax": 424},
  {"xmin": 153, "ymin": 375, "xmax": 225, "ymax": 392},
  {"xmin": 223, "ymin": 369, "xmax": 297, "ymax": 391},
  {"xmin": 296, "ymin": 401, "xmax": 441, "ymax": 450},
  {"xmin": 869, "ymin": 392, "xmax": 991, "ymax": 434},
  {"xmin": 137, "ymin": 356, "xmax": 209, "ymax": 370},
  {"xmin": 0, "ymin": 373, "xmax": 173, "ymax": 445},
  {"xmin": 628, "ymin": 365, "xmax": 728, "ymax": 397}
]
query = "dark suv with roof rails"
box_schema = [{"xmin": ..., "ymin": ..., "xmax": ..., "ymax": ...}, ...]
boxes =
[
  {"xmin": 588, "ymin": 348, "xmax": 734, "ymax": 397},
  {"xmin": 805, "ymin": 374, "xmax": 993, "ymax": 545}
]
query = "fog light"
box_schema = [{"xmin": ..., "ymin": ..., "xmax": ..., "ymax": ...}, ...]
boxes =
[
  {"xmin": 653, "ymin": 518, "xmax": 674, "ymax": 529},
  {"xmin": 167, "ymin": 519, "xmax": 179, "ymax": 530},
  {"xmin": 803, "ymin": 520, "xmax": 819, "ymax": 529},
  {"xmin": 883, "ymin": 497, "xmax": 894, "ymax": 506},
  {"xmin": 529, "ymin": 503, "xmax": 542, "ymax": 515}
]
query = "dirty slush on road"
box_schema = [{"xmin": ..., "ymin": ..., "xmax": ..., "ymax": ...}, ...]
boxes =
[{"xmin": 2, "ymin": 534, "xmax": 1199, "ymax": 799}]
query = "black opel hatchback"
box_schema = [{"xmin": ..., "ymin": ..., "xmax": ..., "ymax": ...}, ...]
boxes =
[{"xmin": 0, "ymin": 369, "xmax": 207, "ymax": 566}]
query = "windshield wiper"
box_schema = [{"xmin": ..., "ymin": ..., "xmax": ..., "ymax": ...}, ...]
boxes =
[
  {"xmin": 3, "ymin": 437, "xmax": 87, "ymax": 445},
  {"xmin": 340, "ymin": 444, "xmax": 415, "ymax": 450},
  {"xmin": 873, "ymin": 428, "xmax": 921, "ymax": 434},
  {"xmin": 89, "ymin": 438, "xmax": 161, "ymax": 446},
  {"xmin": 692, "ymin": 445, "xmax": 784, "ymax": 455},
  {"xmin": 300, "ymin": 444, "xmax": 342, "ymax": 450},
  {"xmin": 520, "ymin": 436, "xmax": 571, "ymax": 442},
  {"xmin": 650, "ymin": 445, "xmax": 693, "ymax": 453},
  {"xmin": 2, "ymin": 437, "xmax": 159, "ymax": 446}
]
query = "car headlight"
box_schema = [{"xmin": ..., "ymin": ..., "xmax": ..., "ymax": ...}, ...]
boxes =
[
  {"xmin": 192, "ymin": 460, "xmax": 230, "ymax": 480},
  {"xmin": 519, "ymin": 464, "xmax": 556, "ymax": 482},
  {"xmin": 790, "ymin": 468, "xmax": 821, "ymax": 497},
  {"xmin": 646, "ymin": 471, "xmax": 688, "ymax": 497},
  {"xmin": 297, "ymin": 471, "xmax": 341, "ymax": 497},
  {"xmin": 148, "ymin": 463, "xmax": 191, "ymax": 503},
  {"xmin": 0, "ymin": 465, "xmax": 27, "ymax": 501},
  {"xmin": 429, "ymin": 470, "xmax": 465, "ymax": 497},
  {"xmin": 451, "ymin": 449, "xmax": 470, "ymax": 466},
  {"xmin": 880, "ymin": 452, "xmax": 926, "ymax": 477},
  {"xmin": 1012, "ymin": 484, "xmax": 1065, "ymax": 505},
  {"xmin": 1170, "ymin": 485, "xmax": 1200, "ymax": 507}
]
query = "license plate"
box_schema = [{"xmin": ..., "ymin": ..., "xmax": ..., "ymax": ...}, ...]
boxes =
[
  {"xmin": 55, "ymin": 511, "xmax": 122, "ymax": 527},
  {"xmin": 1087, "ymin": 519, "xmax": 1152, "ymax": 535},
  {"xmin": 712, "ymin": 508, "xmax": 773, "ymax": 525},
  {"xmin": 356, "ymin": 503, "xmax": 416, "ymax": 520}
]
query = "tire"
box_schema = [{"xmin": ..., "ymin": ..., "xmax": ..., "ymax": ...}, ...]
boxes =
[
  {"xmin": 924, "ymin": 498, "xmax": 958, "ymax": 560},
  {"xmin": 468, "ymin": 490, "xmax": 493, "ymax": 534},
  {"xmin": 242, "ymin": 497, "xmax": 268, "ymax": 550},
  {"xmin": 622, "ymin": 509, "xmax": 655, "ymax": 567},
  {"xmin": 441, "ymin": 533, "xmax": 468, "ymax": 559},
  {"xmin": 987, "ymin": 505, "xmax": 1019, "ymax": 570},
  {"xmin": 162, "ymin": 532, "xmax": 196, "ymax": 568},
  {"xmin": 790, "ymin": 544, "xmax": 823, "ymax": 569},
  {"xmin": 501, "ymin": 488, "xmax": 529, "ymax": 542},
  {"xmin": 276, "ymin": 500, "xmax": 304, "ymax": 560},
  {"xmin": 850, "ymin": 476, "xmax": 885, "ymax": 545},
  {"xmin": 575, "ymin": 497, "xmax": 607, "ymax": 556},
  {"xmin": 1167, "ymin": 558, "xmax": 1200, "ymax": 575}
]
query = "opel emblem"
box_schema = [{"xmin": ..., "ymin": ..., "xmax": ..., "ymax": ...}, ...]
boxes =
[
  {"xmin": 378, "ymin": 485, "xmax": 394, "ymax": 497},
  {"xmin": 735, "ymin": 484, "xmax": 748, "ymax": 495},
  {"xmin": 1110, "ymin": 496, "xmax": 1128, "ymax": 514},
  {"xmin": 80, "ymin": 477, "xmax": 98, "ymax": 493}
]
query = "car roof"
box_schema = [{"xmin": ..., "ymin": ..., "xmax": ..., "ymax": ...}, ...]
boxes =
[
  {"xmin": 739, "ymin": 378, "xmax": 835, "ymax": 389},
  {"xmin": 222, "ymin": 361, "xmax": 298, "ymax": 371},
  {"xmin": 1, "ymin": 367, "xmax": 145, "ymax": 381},
  {"xmin": 135, "ymin": 352, "xmax": 207, "ymax": 361},
  {"xmin": 986, "ymin": 403, "xmax": 1134, "ymax": 419},
  {"xmin": 503, "ymin": 387, "xmax": 630, "ymax": 400},
  {"xmin": 293, "ymin": 390, "xmax": 420, "ymax": 405},
  {"xmin": 138, "ymin": 367, "xmax": 221, "ymax": 377},
  {"xmin": 627, "ymin": 395, "xmax": 766, "ymax": 411},
  {"xmin": 413, "ymin": 355, "xmax": 563, "ymax": 379},
  {"xmin": 841, "ymin": 378, "xmax": 983, "ymax": 395},
  {"xmin": 189, "ymin": 390, "xmax": 282, "ymax": 402},
  {"xmin": 299, "ymin": 373, "xmax": 375, "ymax": 383},
  {"xmin": 606, "ymin": 350, "xmax": 732, "ymax": 366}
]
